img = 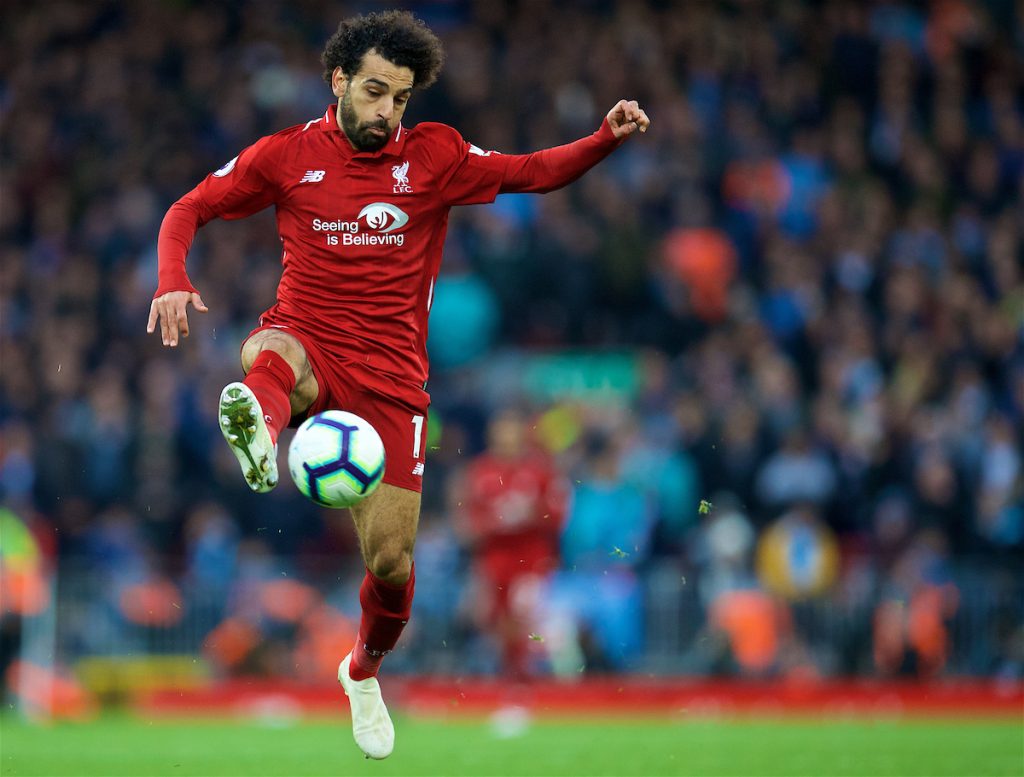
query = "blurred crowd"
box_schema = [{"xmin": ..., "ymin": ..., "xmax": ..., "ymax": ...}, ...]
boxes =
[{"xmin": 1, "ymin": 0, "xmax": 1022, "ymax": 685}]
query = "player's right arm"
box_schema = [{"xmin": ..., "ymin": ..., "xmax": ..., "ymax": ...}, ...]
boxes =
[{"xmin": 148, "ymin": 136, "xmax": 280, "ymax": 347}]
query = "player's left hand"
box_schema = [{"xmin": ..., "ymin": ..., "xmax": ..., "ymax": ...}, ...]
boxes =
[{"xmin": 606, "ymin": 99, "xmax": 651, "ymax": 140}]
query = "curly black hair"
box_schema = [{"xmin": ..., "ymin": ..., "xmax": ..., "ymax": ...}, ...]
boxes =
[{"xmin": 321, "ymin": 10, "xmax": 445, "ymax": 89}]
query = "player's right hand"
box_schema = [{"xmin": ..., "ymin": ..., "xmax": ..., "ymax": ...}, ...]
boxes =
[{"xmin": 147, "ymin": 291, "xmax": 209, "ymax": 347}]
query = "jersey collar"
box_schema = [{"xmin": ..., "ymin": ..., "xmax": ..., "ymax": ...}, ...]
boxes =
[{"xmin": 320, "ymin": 105, "xmax": 407, "ymax": 159}]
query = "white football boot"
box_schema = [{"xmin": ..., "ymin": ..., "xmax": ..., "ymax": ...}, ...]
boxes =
[
  {"xmin": 338, "ymin": 653, "xmax": 395, "ymax": 760},
  {"xmin": 218, "ymin": 382, "xmax": 278, "ymax": 493}
]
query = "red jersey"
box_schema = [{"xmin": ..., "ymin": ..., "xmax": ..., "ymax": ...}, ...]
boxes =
[
  {"xmin": 462, "ymin": 452, "xmax": 567, "ymax": 572},
  {"xmin": 157, "ymin": 106, "xmax": 623, "ymax": 394}
]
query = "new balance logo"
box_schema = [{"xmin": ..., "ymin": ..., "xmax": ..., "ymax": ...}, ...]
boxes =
[
  {"xmin": 411, "ymin": 462, "xmax": 424, "ymax": 476},
  {"xmin": 300, "ymin": 170, "xmax": 326, "ymax": 183}
]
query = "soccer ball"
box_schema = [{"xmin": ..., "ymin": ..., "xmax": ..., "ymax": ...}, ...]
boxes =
[{"xmin": 288, "ymin": 411, "xmax": 386, "ymax": 508}]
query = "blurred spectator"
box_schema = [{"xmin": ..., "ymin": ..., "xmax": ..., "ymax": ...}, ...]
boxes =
[
  {"xmin": 690, "ymin": 499, "xmax": 809, "ymax": 677},
  {"xmin": 707, "ymin": 589, "xmax": 796, "ymax": 678},
  {"xmin": 426, "ymin": 244, "xmax": 500, "ymax": 369},
  {"xmin": 0, "ymin": 507, "xmax": 53, "ymax": 686},
  {"xmin": 691, "ymin": 498, "xmax": 758, "ymax": 611},
  {"xmin": 873, "ymin": 528, "xmax": 960, "ymax": 677},
  {"xmin": 542, "ymin": 432, "xmax": 654, "ymax": 673},
  {"xmin": 183, "ymin": 501, "xmax": 240, "ymax": 597},
  {"xmin": 756, "ymin": 504, "xmax": 840, "ymax": 600},
  {"xmin": 974, "ymin": 414, "xmax": 1024, "ymax": 548},
  {"xmin": 754, "ymin": 428, "xmax": 839, "ymax": 511},
  {"xmin": 620, "ymin": 415, "xmax": 700, "ymax": 554},
  {"xmin": 619, "ymin": 359, "xmax": 701, "ymax": 550},
  {"xmin": 661, "ymin": 224, "xmax": 738, "ymax": 324}
]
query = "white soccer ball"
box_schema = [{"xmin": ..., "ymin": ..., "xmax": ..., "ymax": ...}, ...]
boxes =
[{"xmin": 288, "ymin": 411, "xmax": 386, "ymax": 508}]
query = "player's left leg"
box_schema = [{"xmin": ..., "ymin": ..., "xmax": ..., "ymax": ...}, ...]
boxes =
[{"xmin": 338, "ymin": 483, "xmax": 419, "ymax": 760}]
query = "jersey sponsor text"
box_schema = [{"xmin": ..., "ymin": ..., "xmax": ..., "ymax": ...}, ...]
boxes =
[{"xmin": 343, "ymin": 232, "xmax": 404, "ymax": 246}]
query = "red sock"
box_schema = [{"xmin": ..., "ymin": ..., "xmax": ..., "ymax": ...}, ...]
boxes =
[
  {"xmin": 349, "ymin": 565, "xmax": 415, "ymax": 681},
  {"xmin": 243, "ymin": 350, "xmax": 296, "ymax": 445}
]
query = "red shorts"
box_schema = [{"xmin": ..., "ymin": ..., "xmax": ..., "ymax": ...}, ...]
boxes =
[{"xmin": 245, "ymin": 324, "xmax": 429, "ymax": 493}]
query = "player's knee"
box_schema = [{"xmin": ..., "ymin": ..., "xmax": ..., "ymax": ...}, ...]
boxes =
[
  {"xmin": 241, "ymin": 331, "xmax": 319, "ymax": 412},
  {"xmin": 368, "ymin": 546, "xmax": 413, "ymax": 586},
  {"xmin": 242, "ymin": 331, "xmax": 306, "ymax": 375},
  {"xmin": 262, "ymin": 337, "xmax": 305, "ymax": 373}
]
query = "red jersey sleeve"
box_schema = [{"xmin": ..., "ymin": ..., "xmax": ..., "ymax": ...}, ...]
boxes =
[
  {"xmin": 433, "ymin": 120, "xmax": 624, "ymax": 207},
  {"xmin": 155, "ymin": 136, "xmax": 281, "ymax": 298}
]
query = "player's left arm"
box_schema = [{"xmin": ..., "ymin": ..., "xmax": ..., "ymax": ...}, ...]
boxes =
[
  {"xmin": 439, "ymin": 100, "xmax": 650, "ymax": 205},
  {"xmin": 487, "ymin": 98, "xmax": 647, "ymax": 193},
  {"xmin": 495, "ymin": 99, "xmax": 650, "ymax": 194}
]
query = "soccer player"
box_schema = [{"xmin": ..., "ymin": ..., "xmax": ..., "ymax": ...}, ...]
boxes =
[
  {"xmin": 147, "ymin": 10, "xmax": 650, "ymax": 760},
  {"xmin": 457, "ymin": 408, "xmax": 568, "ymax": 679}
]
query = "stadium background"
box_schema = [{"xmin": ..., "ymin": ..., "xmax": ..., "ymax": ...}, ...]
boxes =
[{"xmin": 1, "ymin": 1, "xmax": 1022, "ymax": 774}]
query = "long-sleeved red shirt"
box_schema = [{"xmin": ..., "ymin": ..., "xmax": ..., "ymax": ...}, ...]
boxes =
[{"xmin": 157, "ymin": 105, "xmax": 623, "ymax": 394}]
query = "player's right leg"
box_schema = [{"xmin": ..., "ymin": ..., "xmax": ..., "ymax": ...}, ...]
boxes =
[{"xmin": 219, "ymin": 328, "xmax": 318, "ymax": 492}]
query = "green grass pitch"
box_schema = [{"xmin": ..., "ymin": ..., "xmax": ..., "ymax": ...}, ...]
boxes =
[{"xmin": 1, "ymin": 715, "xmax": 1021, "ymax": 776}]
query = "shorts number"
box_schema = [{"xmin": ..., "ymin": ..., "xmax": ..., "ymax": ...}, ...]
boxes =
[{"xmin": 411, "ymin": 415, "xmax": 424, "ymax": 458}]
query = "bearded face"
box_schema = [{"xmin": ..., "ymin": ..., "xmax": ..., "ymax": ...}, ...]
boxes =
[
  {"xmin": 333, "ymin": 52, "xmax": 414, "ymax": 153},
  {"xmin": 338, "ymin": 88, "xmax": 391, "ymax": 152}
]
